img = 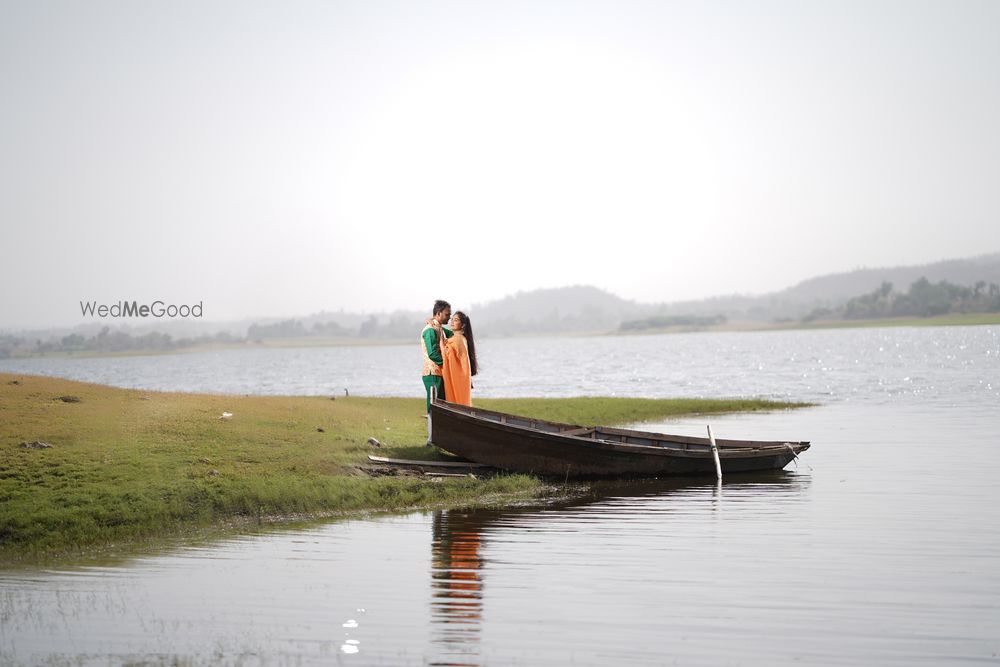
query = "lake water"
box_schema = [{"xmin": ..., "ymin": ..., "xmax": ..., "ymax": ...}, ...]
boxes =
[
  {"xmin": 1, "ymin": 327, "xmax": 998, "ymax": 666},
  {"xmin": 0, "ymin": 327, "xmax": 997, "ymax": 405}
]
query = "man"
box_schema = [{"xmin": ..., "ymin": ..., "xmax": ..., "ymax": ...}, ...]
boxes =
[{"xmin": 422, "ymin": 300, "xmax": 453, "ymax": 417}]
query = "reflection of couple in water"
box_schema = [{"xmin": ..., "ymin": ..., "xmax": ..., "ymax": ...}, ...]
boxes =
[{"xmin": 421, "ymin": 299, "xmax": 479, "ymax": 416}]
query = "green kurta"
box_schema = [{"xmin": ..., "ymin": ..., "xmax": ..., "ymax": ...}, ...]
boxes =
[{"xmin": 422, "ymin": 325, "xmax": 453, "ymax": 412}]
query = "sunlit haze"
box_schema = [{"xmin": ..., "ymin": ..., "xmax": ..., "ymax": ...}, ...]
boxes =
[{"xmin": 2, "ymin": 0, "xmax": 998, "ymax": 328}]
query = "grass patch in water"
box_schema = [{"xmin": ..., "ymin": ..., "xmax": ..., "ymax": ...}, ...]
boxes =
[
  {"xmin": 0, "ymin": 373, "xmax": 809, "ymax": 563},
  {"xmin": 475, "ymin": 396, "xmax": 811, "ymax": 426}
]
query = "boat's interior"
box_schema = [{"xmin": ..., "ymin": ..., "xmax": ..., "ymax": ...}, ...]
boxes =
[{"xmin": 435, "ymin": 399, "xmax": 808, "ymax": 452}]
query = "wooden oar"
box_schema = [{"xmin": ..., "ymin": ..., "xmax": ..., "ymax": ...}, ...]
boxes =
[{"xmin": 367, "ymin": 455, "xmax": 490, "ymax": 468}]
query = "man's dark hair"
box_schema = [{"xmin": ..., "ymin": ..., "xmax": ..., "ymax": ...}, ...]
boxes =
[{"xmin": 433, "ymin": 300, "xmax": 451, "ymax": 315}]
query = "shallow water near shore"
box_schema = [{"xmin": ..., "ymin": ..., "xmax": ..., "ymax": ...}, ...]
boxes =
[{"xmin": 1, "ymin": 327, "xmax": 998, "ymax": 665}]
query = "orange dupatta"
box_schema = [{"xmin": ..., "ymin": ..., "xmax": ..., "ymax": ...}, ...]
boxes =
[{"xmin": 441, "ymin": 333, "xmax": 472, "ymax": 406}]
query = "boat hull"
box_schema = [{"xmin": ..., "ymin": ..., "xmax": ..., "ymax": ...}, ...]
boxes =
[{"xmin": 430, "ymin": 400, "xmax": 808, "ymax": 478}]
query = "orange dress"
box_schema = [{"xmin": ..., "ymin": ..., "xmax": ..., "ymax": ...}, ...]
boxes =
[{"xmin": 442, "ymin": 332, "xmax": 472, "ymax": 406}]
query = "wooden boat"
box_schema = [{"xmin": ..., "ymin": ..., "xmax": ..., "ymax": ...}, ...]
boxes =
[{"xmin": 429, "ymin": 398, "xmax": 810, "ymax": 478}]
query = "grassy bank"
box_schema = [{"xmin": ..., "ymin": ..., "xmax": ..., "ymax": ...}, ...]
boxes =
[
  {"xmin": 788, "ymin": 312, "xmax": 1000, "ymax": 329},
  {"xmin": 620, "ymin": 311, "xmax": 1000, "ymax": 335},
  {"xmin": 0, "ymin": 373, "xmax": 809, "ymax": 563}
]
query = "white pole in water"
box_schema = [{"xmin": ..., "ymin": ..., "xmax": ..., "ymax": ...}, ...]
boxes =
[{"xmin": 707, "ymin": 424, "xmax": 722, "ymax": 480}]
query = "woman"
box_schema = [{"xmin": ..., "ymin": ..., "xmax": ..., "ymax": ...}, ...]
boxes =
[{"xmin": 436, "ymin": 310, "xmax": 478, "ymax": 406}]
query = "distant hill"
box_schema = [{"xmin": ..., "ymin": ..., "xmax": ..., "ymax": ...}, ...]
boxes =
[
  {"xmin": 651, "ymin": 253, "xmax": 1000, "ymax": 322},
  {"xmin": 775, "ymin": 253, "xmax": 1000, "ymax": 306},
  {"xmin": 472, "ymin": 285, "xmax": 649, "ymax": 335},
  {"xmin": 345, "ymin": 254, "xmax": 1000, "ymax": 335},
  {"xmin": 5, "ymin": 254, "xmax": 999, "ymax": 354}
]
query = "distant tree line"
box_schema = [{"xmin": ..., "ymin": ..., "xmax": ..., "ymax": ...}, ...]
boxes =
[
  {"xmin": 619, "ymin": 314, "xmax": 727, "ymax": 331},
  {"xmin": 247, "ymin": 313, "xmax": 422, "ymax": 341},
  {"xmin": 0, "ymin": 314, "xmax": 419, "ymax": 358},
  {"xmin": 357, "ymin": 314, "xmax": 423, "ymax": 339},
  {"xmin": 0, "ymin": 327, "xmax": 243, "ymax": 358},
  {"xmin": 803, "ymin": 277, "xmax": 1000, "ymax": 322}
]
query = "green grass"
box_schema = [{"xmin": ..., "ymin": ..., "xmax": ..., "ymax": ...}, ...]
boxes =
[
  {"xmin": 0, "ymin": 373, "xmax": 809, "ymax": 564},
  {"xmin": 626, "ymin": 311, "xmax": 1000, "ymax": 335},
  {"xmin": 476, "ymin": 396, "xmax": 810, "ymax": 425},
  {"xmin": 788, "ymin": 312, "xmax": 1000, "ymax": 329}
]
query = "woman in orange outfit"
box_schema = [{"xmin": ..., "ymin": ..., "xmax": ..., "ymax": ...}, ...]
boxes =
[{"xmin": 438, "ymin": 310, "xmax": 478, "ymax": 406}]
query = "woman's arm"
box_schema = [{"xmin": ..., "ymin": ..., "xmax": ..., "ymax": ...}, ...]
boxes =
[{"xmin": 437, "ymin": 322, "xmax": 448, "ymax": 357}]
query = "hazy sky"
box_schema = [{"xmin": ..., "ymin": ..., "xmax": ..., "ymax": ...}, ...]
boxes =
[{"xmin": 2, "ymin": 0, "xmax": 999, "ymax": 329}]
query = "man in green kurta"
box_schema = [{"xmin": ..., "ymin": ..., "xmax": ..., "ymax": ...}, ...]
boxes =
[{"xmin": 422, "ymin": 299, "xmax": 453, "ymax": 415}]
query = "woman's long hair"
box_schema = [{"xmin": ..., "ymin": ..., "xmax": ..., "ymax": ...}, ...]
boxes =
[{"xmin": 454, "ymin": 311, "xmax": 478, "ymax": 376}]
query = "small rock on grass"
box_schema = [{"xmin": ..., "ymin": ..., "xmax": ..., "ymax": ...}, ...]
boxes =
[
  {"xmin": 367, "ymin": 437, "xmax": 382, "ymax": 448},
  {"xmin": 20, "ymin": 441, "xmax": 53, "ymax": 449}
]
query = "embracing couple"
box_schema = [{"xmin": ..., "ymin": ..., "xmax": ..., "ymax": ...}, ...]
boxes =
[{"xmin": 421, "ymin": 299, "xmax": 478, "ymax": 415}]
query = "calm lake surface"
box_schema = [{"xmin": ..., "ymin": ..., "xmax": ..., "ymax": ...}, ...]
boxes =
[{"xmin": 1, "ymin": 327, "xmax": 998, "ymax": 666}]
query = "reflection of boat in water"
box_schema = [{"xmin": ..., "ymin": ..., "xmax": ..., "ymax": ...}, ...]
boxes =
[
  {"xmin": 427, "ymin": 472, "xmax": 810, "ymax": 664},
  {"xmin": 429, "ymin": 399, "xmax": 810, "ymax": 478}
]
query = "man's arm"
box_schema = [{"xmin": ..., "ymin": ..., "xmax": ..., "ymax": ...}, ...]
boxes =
[{"xmin": 423, "ymin": 328, "xmax": 443, "ymax": 366}]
